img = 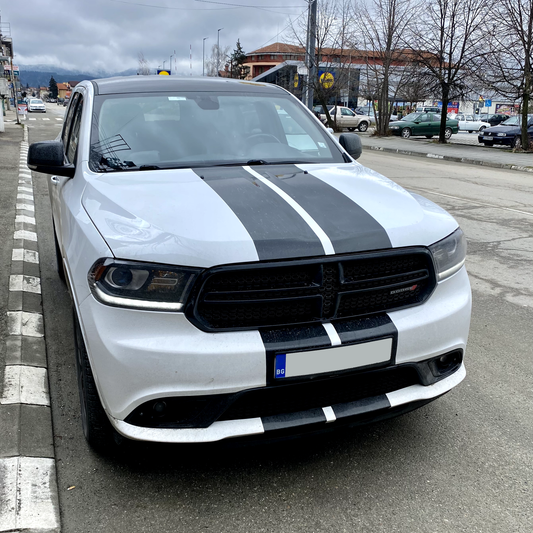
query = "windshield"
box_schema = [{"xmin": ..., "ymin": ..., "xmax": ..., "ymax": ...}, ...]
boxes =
[
  {"xmin": 89, "ymin": 92, "xmax": 344, "ymax": 172},
  {"xmin": 30, "ymin": 99, "xmax": 43, "ymax": 104},
  {"xmin": 501, "ymin": 116, "xmax": 523, "ymax": 126},
  {"xmin": 402, "ymin": 112, "xmax": 424, "ymax": 122}
]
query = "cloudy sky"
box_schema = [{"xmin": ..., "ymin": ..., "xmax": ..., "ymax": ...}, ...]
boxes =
[{"xmin": 0, "ymin": 0, "xmax": 309, "ymax": 75}]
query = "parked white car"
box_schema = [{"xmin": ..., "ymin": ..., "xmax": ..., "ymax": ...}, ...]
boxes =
[
  {"xmin": 27, "ymin": 77, "xmax": 471, "ymax": 452},
  {"xmin": 456, "ymin": 114, "xmax": 490, "ymax": 133}
]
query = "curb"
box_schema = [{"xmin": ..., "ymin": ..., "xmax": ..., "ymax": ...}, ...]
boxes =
[
  {"xmin": 364, "ymin": 144, "xmax": 533, "ymax": 173},
  {"xmin": 0, "ymin": 126, "xmax": 61, "ymax": 532}
]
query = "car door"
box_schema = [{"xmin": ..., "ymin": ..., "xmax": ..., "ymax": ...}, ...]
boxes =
[
  {"xmin": 48, "ymin": 91, "xmax": 84, "ymax": 259},
  {"xmin": 342, "ymin": 107, "xmax": 359, "ymax": 128},
  {"xmin": 411, "ymin": 113, "xmax": 429, "ymax": 135}
]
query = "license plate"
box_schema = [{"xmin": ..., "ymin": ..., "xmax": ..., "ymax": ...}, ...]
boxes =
[
  {"xmin": 484, "ymin": 136, "xmax": 492, "ymax": 140},
  {"xmin": 274, "ymin": 338, "xmax": 392, "ymax": 379}
]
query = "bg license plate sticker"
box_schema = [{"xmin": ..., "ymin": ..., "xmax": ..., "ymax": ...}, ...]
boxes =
[{"xmin": 274, "ymin": 338, "xmax": 392, "ymax": 379}]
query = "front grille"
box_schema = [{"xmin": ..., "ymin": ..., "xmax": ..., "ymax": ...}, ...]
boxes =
[{"xmin": 190, "ymin": 249, "xmax": 436, "ymax": 331}]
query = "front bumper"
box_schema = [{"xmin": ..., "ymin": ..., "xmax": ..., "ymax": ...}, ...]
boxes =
[{"xmin": 77, "ymin": 266, "xmax": 471, "ymax": 443}]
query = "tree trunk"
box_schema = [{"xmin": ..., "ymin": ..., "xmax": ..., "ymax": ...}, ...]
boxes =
[
  {"xmin": 521, "ymin": 64, "xmax": 530, "ymax": 150},
  {"xmin": 439, "ymin": 83, "xmax": 450, "ymax": 143}
]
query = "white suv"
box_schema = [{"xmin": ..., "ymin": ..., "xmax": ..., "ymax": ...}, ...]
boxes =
[{"xmin": 28, "ymin": 77, "xmax": 471, "ymax": 451}]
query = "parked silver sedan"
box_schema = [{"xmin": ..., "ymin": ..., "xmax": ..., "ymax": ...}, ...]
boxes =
[{"xmin": 456, "ymin": 114, "xmax": 490, "ymax": 133}]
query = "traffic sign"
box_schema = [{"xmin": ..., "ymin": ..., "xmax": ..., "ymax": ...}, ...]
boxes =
[
  {"xmin": 485, "ymin": 99, "xmax": 492, "ymax": 107},
  {"xmin": 157, "ymin": 69, "xmax": 171, "ymax": 75}
]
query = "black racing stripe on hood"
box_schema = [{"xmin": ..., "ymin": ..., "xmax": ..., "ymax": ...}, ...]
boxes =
[
  {"xmin": 193, "ymin": 167, "xmax": 325, "ymax": 260},
  {"xmin": 251, "ymin": 165, "xmax": 392, "ymax": 253}
]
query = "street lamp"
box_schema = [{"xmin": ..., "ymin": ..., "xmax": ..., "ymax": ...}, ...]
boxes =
[
  {"xmin": 217, "ymin": 28, "xmax": 223, "ymax": 77},
  {"xmin": 203, "ymin": 37, "xmax": 208, "ymax": 76}
]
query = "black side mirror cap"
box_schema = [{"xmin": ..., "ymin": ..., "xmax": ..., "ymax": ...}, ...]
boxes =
[
  {"xmin": 339, "ymin": 133, "xmax": 363, "ymax": 160},
  {"xmin": 27, "ymin": 141, "xmax": 75, "ymax": 178}
]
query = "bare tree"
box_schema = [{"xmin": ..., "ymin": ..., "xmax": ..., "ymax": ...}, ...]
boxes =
[
  {"xmin": 289, "ymin": 0, "xmax": 357, "ymax": 130},
  {"xmin": 205, "ymin": 44, "xmax": 231, "ymax": 77},
  {"xmin": 404, "ymin": 0, "xmax": 485, "ymax": 142},
  {"xmin": 354, "ymin": 0, "xmax": 416, "ymax": 135},
  {"xmin": 481, "ymin": 0, "xmax": 533, "ymax": 150},
  {"xmin": 137, "ymin": 52, "xmax": 151, "ymax": 75}
]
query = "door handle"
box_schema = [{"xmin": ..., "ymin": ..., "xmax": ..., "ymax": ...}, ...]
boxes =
[{"xmin": 50, "ymin": 176, "xmax": 60, "ymax": 185}]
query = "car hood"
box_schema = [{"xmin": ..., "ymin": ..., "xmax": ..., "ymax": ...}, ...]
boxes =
[
  {"xmin": 82, "ymin": 163, "xmax": 458, "ymax": 268},
  {"xmin": 483, "ymin": 124, "xmax": 520, "ymax": 133}
]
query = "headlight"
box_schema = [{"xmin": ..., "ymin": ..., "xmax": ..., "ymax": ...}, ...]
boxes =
[
  {"xmin": 88, "ymin": 259, "xmax": 201, "ymax": 311},
  {"xmin": 497, "ymin": 132, "xmax": 507, "ymax": 137},
  {"xmin": 391, "ymin": 126, "xmax": 399, "ymax": 129},
  {"xmin": 429, "ymin": 228, "xmax": 466, "ymax": 281}
]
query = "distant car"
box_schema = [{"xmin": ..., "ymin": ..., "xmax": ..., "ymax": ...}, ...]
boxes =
[
  {"xmin": 320, "ymin": 106, "xmax": 371, "ymax": 131},
  {"xmin": 478, "ymin": 113, "xmax": 510, "ymax": 127},
  {"xmin": 63, "ymin": 98, "xmax": 70, "ymax": 107},
  {"xmin": 27, "ymin": 98, "xmax": 46, "ymax": 113},
  {"xmin": 49, "ymin": 98, "xmax": 57, "ymax": 103},
  {"xmin": 456, "ymin": 114, "xmax": 491, "ymax": 133},
  {"xmin": 355, "ymin": 106, "xmax": 399, "ymax": 123},
  {"xmin": 57, "ymin": 98, "xmax": 64, "ymax": 105},
  {"xmin": 415, "ymin": 106, "xmax": 441, "ymax": 114},
  {"xmin": 390, "ymin": 112, "xmax": 459, "ymax": 139},
  {"xmin": 478, "ymin": 114, "xmax": 533, "ymax": 148}
]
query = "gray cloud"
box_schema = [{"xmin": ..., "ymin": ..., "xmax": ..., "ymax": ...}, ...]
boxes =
[{"xmin": 1, "ymin": 0, "xmax": 307, "ymax": 75}]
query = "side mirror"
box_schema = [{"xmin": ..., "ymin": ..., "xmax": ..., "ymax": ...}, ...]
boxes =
[
  {"xmin": 339, "ymin": 133, "xmax": 362, "ymax": 160},
  {"xmin": 27, "ymin": 141, "xmax": 75, "ymax": 177}
]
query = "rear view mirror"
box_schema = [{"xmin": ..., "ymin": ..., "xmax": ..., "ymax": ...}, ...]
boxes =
[
  {"xmin": 27, "ymin": 141, "xmax": 75, "ymax": 177},
  {"xmin": 339, "ymin": 133, "xmax": 363, "ymax": 160}
]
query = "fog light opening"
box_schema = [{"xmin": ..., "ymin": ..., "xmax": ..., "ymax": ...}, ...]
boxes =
[
  {"xmin": 152, "ymin": 401, "xmax": 167, "ymax": 416},
  {"xmin": 429, "ymin": 350, "xmax": 462, "ymax": 378}
]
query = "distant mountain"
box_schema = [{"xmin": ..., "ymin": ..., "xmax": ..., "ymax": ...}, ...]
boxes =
[{"xmin": 18, "ymin": 65, "xmax": 139, "ymax": 88}]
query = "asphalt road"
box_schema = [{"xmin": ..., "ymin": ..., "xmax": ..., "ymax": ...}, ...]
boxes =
[{"xmin": 27, "ymin": 114, "xmax": 533, "ymax": 533}]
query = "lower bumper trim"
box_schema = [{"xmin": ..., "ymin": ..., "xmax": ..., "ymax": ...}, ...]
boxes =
[{"xmin": 111, "ymin": 364, "xmax": 465, "ymax": 444}]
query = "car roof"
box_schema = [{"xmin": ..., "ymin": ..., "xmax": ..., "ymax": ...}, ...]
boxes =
[{"xmin": 90, "ymin": 76, "xmax": 281, "ymax": 96}]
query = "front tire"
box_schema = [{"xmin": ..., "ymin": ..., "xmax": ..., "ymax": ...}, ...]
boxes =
[
  {"xmin": 401, "ymin": 128, "xmax": 412, "ymax": 139},
  {"xmin": 512, "ymin": 136, "xmax": 522, "ymax": 150},
  {"xmin": 479, "ymin": 126, "xmax": 486, "ymax": 132},
  {"xmin": 358, "ymin": 121, "xmax": 369, "ymax": 132},
  {"xmin": 73, "ymin": 310, "xmax": 120, "ymax": 452},
  {"xmin": 444, "ymin": 127, "xmax": 453, "ymax": 140}
]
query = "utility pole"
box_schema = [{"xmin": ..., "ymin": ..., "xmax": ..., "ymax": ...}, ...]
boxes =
[
  {"xmin": 217, "ymin": 28, "xmax": 223, "ymax": 77},
  {"xmin": 304, "ymin": 0, "xmax": 318, "ymax": 110},
  {"xmin": 203, "ymin": 37, "xmax": 208, "ymax": 76}
]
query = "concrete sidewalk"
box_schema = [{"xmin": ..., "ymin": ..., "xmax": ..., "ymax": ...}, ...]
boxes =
[{"xmin": 357, "ymin": 132, "xmax": 533, "ymax": 173}]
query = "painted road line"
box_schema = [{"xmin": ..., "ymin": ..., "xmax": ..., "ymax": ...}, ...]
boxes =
[
  {"xmin": 16, "ymin": 204, "xmax": 35, "ymax": 212},
  {"xmin": 12, "ymin": 249, "xmax": 39, "ymax": 263},
  {"xmin": 0, "ymin": 365, "xmax": 50, "ymax": 405},
  {"xmin": 7, "ymin": 311, "xmax": 44, "ymax": 337},
  {"xmin": 14, "ymin": 230, "xmax": 37, "ymax": 241},
  {"xmin": 9, "ymin": 275, "xmax": 42, "ymax": 294},
  {"xmin": 0, "ymin": 457, "xmax": 60, "ymax": 531},
  {"xmin": 15, "ymin": 215, "xmax": 36, "ymax": 225}
]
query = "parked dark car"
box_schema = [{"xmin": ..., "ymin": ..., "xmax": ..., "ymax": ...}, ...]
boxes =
[
  {"xmin": 390, "ymin": 112, "xmax": 459, "ymax": 139},
  {"xmin": 478, "ymin": 113, "xmax": 510, "ymax": 127},
  {"xmin": 478, "ymin": 115, "xmax": 533, "ymax": 148}
]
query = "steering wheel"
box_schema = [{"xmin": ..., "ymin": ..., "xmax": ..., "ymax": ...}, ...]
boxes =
[{"xmin": 247, "ymin": 133, "xmax": 281, "ymax": 146}]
